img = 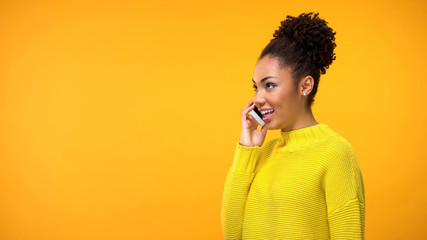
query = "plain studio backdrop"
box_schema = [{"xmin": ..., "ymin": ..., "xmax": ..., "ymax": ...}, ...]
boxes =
[{"xmin": 0, "ymin": 0, "xmax": 426, "ymax": 239}]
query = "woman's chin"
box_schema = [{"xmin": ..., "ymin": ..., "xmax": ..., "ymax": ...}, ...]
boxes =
[{"xmin": 264, "ymin": 121, "xmax": 276, "ymax": 130}]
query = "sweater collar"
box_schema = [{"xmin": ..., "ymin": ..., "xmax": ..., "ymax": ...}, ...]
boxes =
[{"xmin": 277, "ymin": 123, "xmax": 337, "ymax": 152}]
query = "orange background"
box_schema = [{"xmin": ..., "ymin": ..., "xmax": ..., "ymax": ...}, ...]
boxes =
[{"xmin": 1, "ymin": 0, "xmax": 426, "ymax": 239}]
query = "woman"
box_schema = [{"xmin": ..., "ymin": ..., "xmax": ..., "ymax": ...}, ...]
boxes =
[{"xmin": 221, "ymin": 12, "xmax": 365, "ymax": 239}]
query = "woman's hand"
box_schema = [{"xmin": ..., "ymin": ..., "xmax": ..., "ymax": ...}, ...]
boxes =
[{"xmin": 239, "ymin": 99, "xmax": 268, "ymax": 147}]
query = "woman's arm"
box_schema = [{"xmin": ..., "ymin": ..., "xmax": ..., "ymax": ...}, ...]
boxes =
[
  {"xmin": 324, "ymin": 142, "xmax": 366, "ymax": 239},
  {"xmin": 221, "ymin": 142, "xmax": 261, "ymax": 240}
]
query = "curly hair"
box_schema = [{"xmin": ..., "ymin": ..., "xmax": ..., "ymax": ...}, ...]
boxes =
[{"xmin": 259, "ymin": 12, "xmax": 336, "ymax": 107}]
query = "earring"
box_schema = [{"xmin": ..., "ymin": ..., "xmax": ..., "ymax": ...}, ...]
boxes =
[{"xmin": 303, "ymin": 92, "xmax": 306, "ymax": 96}]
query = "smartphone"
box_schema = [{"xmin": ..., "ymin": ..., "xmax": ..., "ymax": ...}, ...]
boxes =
[{"xmin": 249, "ymin": 106, "xmax": 265, "ymax": 126}]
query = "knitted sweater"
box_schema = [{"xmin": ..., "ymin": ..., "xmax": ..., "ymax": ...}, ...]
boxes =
[{"xmin": 221, "ymin": 123, "xmax": 365, "ymax": 239}]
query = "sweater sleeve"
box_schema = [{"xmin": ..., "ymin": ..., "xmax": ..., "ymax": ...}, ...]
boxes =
[
  {"xmin": 324, "ymin": 143, "xmax": 366, "ymax": 239},
  {"xmin": 221, "ymin": 141, "xmax": 261, "ymax": 240}
]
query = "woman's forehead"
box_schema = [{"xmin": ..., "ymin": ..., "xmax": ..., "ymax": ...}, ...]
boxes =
[{"xmin": 253, "ymin": 57, "xmax": 292, "ymax": 83}]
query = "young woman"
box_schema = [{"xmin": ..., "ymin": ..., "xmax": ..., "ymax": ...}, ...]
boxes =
[{"xmin": 221, "ymin": 12, "xmax": 365, "ymax": 239}]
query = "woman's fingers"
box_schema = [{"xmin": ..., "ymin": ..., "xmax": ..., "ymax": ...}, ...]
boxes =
[
  {"xmin": 242, "ymin": 101, "xmax": 255, "ymax": 116},
  {"xmin": 261, "ymin": 123, "xmax": 268, "ymax": 134},
  {"xmin": 241, "ymin": 104, "xmax": 255, "ymax": 125},
  {"xmin": 244, "ymin": 99, "xmax": 254, "ymax": 111},
  {"xmin": 239, "ymin": 99, "xmax": 268, "ymax": 147}
]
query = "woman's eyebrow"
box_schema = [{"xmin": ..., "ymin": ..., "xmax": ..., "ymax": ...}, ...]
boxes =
[{"xmin": 252, "ymin": 76, "xmax": 276, "ymax": 84}]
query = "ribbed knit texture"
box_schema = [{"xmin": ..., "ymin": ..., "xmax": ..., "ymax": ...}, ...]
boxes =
[{"xmin": 221, "ymin": 123, "xmax": 365, "ymax": 240}]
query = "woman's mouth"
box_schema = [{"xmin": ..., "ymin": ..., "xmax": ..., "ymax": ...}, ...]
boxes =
[{"xmin": 261, "ymin": 109, "xmax": 274, "ymax": 121}]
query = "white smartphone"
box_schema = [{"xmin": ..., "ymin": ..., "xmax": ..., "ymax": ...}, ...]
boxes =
[{"xmin": 249, "ymin": 106, "xmax": 265, "ymax": 126}]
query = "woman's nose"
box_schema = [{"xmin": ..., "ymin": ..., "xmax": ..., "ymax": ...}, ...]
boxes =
[{"xmin": 253, "ymin": 92, "xmax": 265, "ymax": 107}]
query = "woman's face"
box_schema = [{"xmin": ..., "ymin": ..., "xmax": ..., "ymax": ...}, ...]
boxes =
[{"xmin": 252, "ymin": 55, "xmax": 305, "ymax": 131}]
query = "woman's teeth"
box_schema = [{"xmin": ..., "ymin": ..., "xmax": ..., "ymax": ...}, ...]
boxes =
[{"xmin": 261, "ymin": 109, "xmax": 274, "ymax": 115}]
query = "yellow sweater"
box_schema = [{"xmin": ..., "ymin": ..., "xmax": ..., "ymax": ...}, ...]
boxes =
[{"xmin": 221, "ymin": 123, "xmax": 365, "ymax": 239}]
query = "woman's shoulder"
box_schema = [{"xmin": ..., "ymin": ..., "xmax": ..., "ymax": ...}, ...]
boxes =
[
  {"xmin": 320, "ymin": 124, "xmax": 353, "ymax": 148},
  {"xmin": 324, "ymin": 133, "xmax": 354, "ymax": 151},
  {"xmin": 318, "ymin": 133, "xmax": 358, "ymax": 166}
]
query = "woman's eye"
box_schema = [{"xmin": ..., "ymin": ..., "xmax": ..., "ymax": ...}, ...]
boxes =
[
  {"xmin": 253, "ymin": 83, "xmax": 275, "ymax": 91},
  {"xmin": 266, "ymin": 83, "xmax": 275, "ymax": 89}
]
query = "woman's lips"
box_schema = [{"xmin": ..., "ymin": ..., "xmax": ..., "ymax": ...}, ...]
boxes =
[{"xmin": 262, "ymin": 111, "xmax": 274, "ymax": 121}]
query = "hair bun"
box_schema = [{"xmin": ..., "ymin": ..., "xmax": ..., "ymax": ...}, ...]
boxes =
[{"xmin": 272, "ymin": 12, "xmax": 336, "ymax": 74}]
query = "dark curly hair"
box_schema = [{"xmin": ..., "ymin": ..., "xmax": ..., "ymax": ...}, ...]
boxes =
[{"xmin": 259, "ymin": 12, "xmax": 336, "ymax": 107}]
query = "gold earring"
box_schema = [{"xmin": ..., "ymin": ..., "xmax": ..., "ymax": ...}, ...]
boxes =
[{"xmin": 303, "ymin": 92, "xmax": 306, "ymax": 96}]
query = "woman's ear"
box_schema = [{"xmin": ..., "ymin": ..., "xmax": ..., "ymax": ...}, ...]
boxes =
[{"xmin": 300, "ymin": 75, "xmax": 314, "ymax": 96}]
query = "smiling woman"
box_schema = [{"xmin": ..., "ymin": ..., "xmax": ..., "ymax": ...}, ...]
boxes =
[
  {"xmin": 221, "ymin": 12, "xmax": 365, "ymax": 240},
  {"xmin": 251, "ymin": 58, "xmax": 309, "ymax": 132}
]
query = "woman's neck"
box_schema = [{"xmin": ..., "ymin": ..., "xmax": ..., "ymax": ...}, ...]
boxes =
[{"xmin": 281, "ymin": 107, "xmax": 318, "ymax": 132}]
